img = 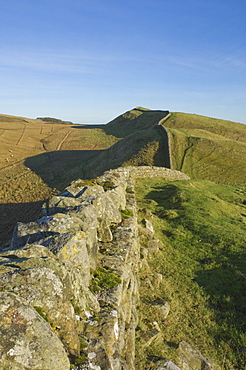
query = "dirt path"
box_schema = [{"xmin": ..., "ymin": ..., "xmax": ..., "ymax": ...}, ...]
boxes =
[
  {"xmin": 15, "ymin": 124, "xmax": 27, "ymax": 146},
  {"xmin": 56, "ymin": 130, "xmax": 72, "ymax": 150},
  {"xmin": 179, "ymin": 138, "xmax": 194, "ymax": 172}
]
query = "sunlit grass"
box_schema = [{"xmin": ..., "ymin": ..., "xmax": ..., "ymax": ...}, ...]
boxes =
[
  {"xmin": 135, "ymin": 178, "xmax": 246, "ymax": 369},
  {"xmin": 165, "ymin": 113, "xmax": 246, "ymax": 185}
]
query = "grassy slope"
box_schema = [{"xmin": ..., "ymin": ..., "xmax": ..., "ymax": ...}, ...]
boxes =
[
  {"xmin": 83, "ymin": 108, "xmax": 170, "ymax": 178},
  {"xmin": 135, "ymin": 178, "xmax": 246, "ymax": 370},
  {"xmin": 164, "ymin": 112, "xmax": 246, "ymax": 185},
  {"xmin": 84, "ymin": 109, "xmax": 246, "ymax": 184}
]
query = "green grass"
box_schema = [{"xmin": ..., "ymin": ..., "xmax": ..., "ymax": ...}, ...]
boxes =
[
  {"xmin": 120, "ymin": 209, "xmax": 134, "ymax": 219},
  {"xmin": 90, "ymin": 267, "xmax": 121, "ymax": 293},
  {"xmin": 164, "ymin": 113, "xmax": 246, "ymax": 185},
  {"xmin": 83, "ymin": 127, "xmax": 119, "ymax": 147},
  {"xmin": 135, "ymin": 178, "xmax": 246, "ymax": 369},
  {"xmin": 34, "ymin": 306, "xmax": 49, "ymax": 322},
  {"xmin": 165, "ymin": 112, "xmax": 246, "ymax": 142},
  {"xmin": 84, "ymin": 109, "xmax": 246, "ymax": 183}
]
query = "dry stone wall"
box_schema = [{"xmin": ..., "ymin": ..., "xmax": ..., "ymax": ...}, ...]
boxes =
[{"xmin": 0, "ymin": 166, "xmax": 190, "ymax": 370}]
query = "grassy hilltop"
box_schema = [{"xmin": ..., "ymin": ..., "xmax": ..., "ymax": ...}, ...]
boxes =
[{"xmin": 0, "ymin": 108, "xmax": 246, "ymax": 368}]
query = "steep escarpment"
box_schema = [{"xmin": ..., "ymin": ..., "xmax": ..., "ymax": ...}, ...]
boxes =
[{"xmin": 0, "ymin": 166, "xmax": 190, "ymax": 370}]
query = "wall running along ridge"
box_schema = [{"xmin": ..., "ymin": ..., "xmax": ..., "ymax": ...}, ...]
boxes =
[{"xmin": 0, "ymin": 166, "xmax": 193, "ymax": 370}]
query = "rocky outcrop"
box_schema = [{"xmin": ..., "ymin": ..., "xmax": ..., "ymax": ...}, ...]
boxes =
[{"xmin": 0, "ymin": 166, "xmax": 194, "ymax": 369}]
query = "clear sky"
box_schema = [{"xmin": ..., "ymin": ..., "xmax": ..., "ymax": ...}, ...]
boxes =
[{"xmin": 1, "ymin": 0, "xmax": 246, "ymax": 124}]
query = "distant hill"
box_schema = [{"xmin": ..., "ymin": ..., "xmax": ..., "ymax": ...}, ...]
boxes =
[
  {"xmin": 105, "ymin": 107, "xmax": 169, "ymax": 137},
  {"xmin": 36, "ymin": 117, "xmax": 73, "ymax": 124}
]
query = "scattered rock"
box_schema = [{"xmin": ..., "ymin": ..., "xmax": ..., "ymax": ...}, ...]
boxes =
[
  {"xmin": 155, "ymin": 360, "xmax": 182, "ymax": 370},
  {"xmin": 142, "ymin": 219, "xmax": 154, "ymax": 234},
  {"xmin": 150, "ymin": 298, "xmax": 170, "ymax": 320},
  {"xmin": 148, "ymin": 238, "xmax": 160, "ymax": 253},
  {"xmin": 178, "ymin": 341, "xmax": 216, "ymax": 370}
]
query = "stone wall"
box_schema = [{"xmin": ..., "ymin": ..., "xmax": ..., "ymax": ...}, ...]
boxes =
[{"xmin": 0, "ymin": 166, "xmax": 189, "ymax": 370}]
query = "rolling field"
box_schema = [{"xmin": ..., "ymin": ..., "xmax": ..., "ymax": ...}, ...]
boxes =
[{"xmin": 0, "ymin": 114, "xmax": 119, "ymax": 247}]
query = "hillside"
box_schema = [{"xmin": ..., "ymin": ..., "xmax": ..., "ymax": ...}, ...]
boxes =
[
  {"xmin": 83, "ymin": 107, "xmax": 171, "ymax": 178},
  {"xmin": 0, "ymin": 108, "xmax": 245, "ymax": 246},
  {"xmin": 135, "ymin": 177, "xmax": 246, "ymax": 369},
  {"xmin": 82, "ymin": 108, "xmax": 246, "ymax": 185},
  {"xmin": 164, "ymin": 112, "xmax": 246, "ymax": 185},
  {"xmin": 0, "ymin": 108, "xmax": 246, "ymax": 369}
]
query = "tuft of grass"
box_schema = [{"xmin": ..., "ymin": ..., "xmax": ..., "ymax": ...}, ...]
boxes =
[
  {"xmin": 135, "ymin": 178, "xmax": 246, "ymax": 370},
  {"xmin": 34, "ymin": 306, "xmax": 49, "ymax": 322},
  {"xmin": 96, "ymin": 179, "xmax": 115, "ymax": 191},
  {"xmin": 90, "ymin": 267, "xmax": 121, "ymax": 293},
  {"xmin": 74, "ymin": 179, "xmax": 97, "ymax": 188},
  {"xmin": 121, "ymin": 209, "xmax": 134, "ymax": 219}
]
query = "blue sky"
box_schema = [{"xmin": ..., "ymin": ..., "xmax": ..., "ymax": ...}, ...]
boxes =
[{"xmin": 1, "ymin": 0, "xmax": 246, "ymax": 123}]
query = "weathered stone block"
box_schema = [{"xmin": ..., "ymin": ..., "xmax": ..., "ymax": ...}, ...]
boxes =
[
  {"xmin": 0, "ymin": 267, "xmax": 80, "ymax": 356},
  {"xmin": 0, "ymin": 292, "xmax": 70, "ymax": 370}
]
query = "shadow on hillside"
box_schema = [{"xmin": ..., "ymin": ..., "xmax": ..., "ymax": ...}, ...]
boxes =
[
  {"xmin": 0, "ymin": 150, "xmax": 103, "ymax": 249},
  {"xmin": 25, "ymin": 149, "xmax": 102, "ymax": 190},
  {"xmin": 0, "ymin": 200, "xmax": 45, "ymax": 249},
  {"xmin": 195, "ymin": 251, "xmax": 246, "ymax": 336},
  {"xmin": 72, "ymin": 124, "xmax": 106, "ymax": 129},
  {"xmin": 143, "ymin": 183, "xmax": 183, "ymax": 213},
  {"xmin": 72, "ymin": 109, "xmax": 170, "ymax": 139},
  {"xmin": 71, "ymin": 123, "xmax": 122, "ymax": 138}
]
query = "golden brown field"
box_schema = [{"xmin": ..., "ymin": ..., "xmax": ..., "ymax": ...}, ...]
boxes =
[{"xmin": 0, "ymin": 114, "xmax": 119, "ymax": 247}]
